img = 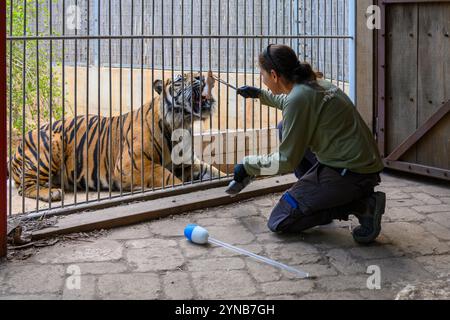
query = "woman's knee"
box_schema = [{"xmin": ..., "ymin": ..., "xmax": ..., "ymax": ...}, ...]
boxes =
[{"xmin": 267, "ymin": 192, "xmax": 308, "ymax": 233}]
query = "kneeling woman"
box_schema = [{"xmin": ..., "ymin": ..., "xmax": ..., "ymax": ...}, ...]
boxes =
[{"xmin": 232, "ymin": 44, "xmax": 385, "ymax": 244}]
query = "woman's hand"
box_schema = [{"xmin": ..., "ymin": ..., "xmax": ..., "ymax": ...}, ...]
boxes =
[
  {"xmin": 237, "ymin": 86, "xmax": 261, "ymax": 99},
  {"xmin": 225, "ymin": 164, "xmax": 254, "ymax": 196},
  {"xmin": 233, "ymin": 164, "xmax": 250, "ymax": 183}
]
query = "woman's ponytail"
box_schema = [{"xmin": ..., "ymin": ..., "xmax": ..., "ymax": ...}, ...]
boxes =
[
  {"xmin": 293, "ymin": 62, "xmax": 314, "ymax": 83},
  {"xmin": 259, "ymin": 44, "xmax": 323, "ymax": 88}
]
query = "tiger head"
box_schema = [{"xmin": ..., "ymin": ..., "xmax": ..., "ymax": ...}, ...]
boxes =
[{"xmin": 153, "ymin": 73, "xmax": 216, "ymax": 130}]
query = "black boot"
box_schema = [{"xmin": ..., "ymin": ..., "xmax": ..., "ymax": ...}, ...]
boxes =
[{"xmin": 350, "ymin": 192, "xmax": 386, "ymax": 244}]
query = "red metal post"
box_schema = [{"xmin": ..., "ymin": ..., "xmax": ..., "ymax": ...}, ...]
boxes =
[{"xmin": 0, "ymin": 0, "xmax": 7, "ymax": 258}]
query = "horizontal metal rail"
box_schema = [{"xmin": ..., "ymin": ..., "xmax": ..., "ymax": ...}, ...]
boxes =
[{"xmin": 7, "ymin": 34, "xmax": 353, "ymax": 41}]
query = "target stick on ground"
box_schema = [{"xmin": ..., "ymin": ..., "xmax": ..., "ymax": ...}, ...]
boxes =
[{"xmin": 184, "ymin": 224, "xmax": 312, "ymax": 279}]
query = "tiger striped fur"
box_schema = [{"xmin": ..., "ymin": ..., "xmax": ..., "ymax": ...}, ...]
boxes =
[{"xmin": 9, "ymin": 73, "xmax": 225, "ymax": 202}]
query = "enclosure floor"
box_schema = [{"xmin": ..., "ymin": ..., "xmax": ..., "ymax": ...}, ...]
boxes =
[
  {"xmin": 1, "ymin": 171, "xmax": 450, "ymax": 300},
  {"xmin": 6, "ymin": 181, "xmax": 140, "ymax": 216}
]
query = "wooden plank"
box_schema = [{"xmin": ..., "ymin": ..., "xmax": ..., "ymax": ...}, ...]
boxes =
[
  {"xmin": 376, "ymin": 0, "xmax": 387, "ymax": 156},
  {"xmin": 356, "ymin": 0, "xmax": 374, "ymax": 129},
  {"xmin": 384, "ymin": 160, "xmax": 450, "ymax": 181},
  {"xmin": 416, "ymin": 2, "xmax": 450, "ymax": 170},
  {"xmin": 31, "ymin": 174, "xmax": 298, "ymax": 240},
  {"xmin": 386, "ymin": 100, "xmax": 450, "ymax": 161},
  {"xmin": 386, "ymin": 4, "xmax": 418, "ymax": 161}
]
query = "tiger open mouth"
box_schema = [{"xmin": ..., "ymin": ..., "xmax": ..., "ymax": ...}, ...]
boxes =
[{"xmin": 191, "ymin": 91, "xmax": 213, "ymax": 117}]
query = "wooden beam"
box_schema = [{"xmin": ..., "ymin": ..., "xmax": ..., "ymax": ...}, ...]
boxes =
[
  {"xmin": 31, "ymin": 175, "xmax": 298, "ymax": 240},
  {"xmin": 356, "ymin": 0, "xmax": 375, "ymax": 130},
  {"xmin": 24, "ymin": 178, "xmax": 233, "ymax": 220},
  {"xmin": 384, "ymin": 159, "xmax": 450, "ymax": 181},
  {"xmin": 386, "ymin": 100, "xmax": 450, "ymax": 161}
]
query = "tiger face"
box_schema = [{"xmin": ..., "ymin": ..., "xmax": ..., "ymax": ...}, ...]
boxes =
[{"xmin": 153, "ymin": 73, "xmax": 216, "ymax": 129}]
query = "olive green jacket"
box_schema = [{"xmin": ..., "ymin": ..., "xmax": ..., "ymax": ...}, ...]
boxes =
[{"xmin": 242, "ymin": 80, "xmax": 384, "ymax": 176}]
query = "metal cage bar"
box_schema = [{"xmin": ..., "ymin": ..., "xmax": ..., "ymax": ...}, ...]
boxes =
[{"xmin": 1, "ymin": 0, "xmax": 7, "ymax": 258}]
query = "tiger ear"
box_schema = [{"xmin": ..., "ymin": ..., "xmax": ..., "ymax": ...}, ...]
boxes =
[{"xmin": 153, "ymin": 80, "xmax": 163, "ymax": 95}]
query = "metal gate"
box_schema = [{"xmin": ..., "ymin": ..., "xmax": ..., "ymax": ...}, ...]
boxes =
[
  {"xmin": 2, "ymin": 0, "xmax": 355, "ymax": 228},
  {"xmin": 376, "ymin": 0, "xmax": 450, "ymax": 181}
]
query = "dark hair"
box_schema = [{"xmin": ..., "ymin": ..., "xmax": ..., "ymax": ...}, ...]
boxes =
[{"xmin": 259, "ymin": 44, "xmax": 323, "ymax": 88}]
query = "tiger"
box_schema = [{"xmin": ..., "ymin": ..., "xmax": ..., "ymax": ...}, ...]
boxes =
[{"xmin": 9, "ymin": 73, "xmax": 226, "ymax": 202}]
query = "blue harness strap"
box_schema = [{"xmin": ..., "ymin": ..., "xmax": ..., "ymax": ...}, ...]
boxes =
[{"xmin": 282, "ymin": 192, "xmax": 299, "ymax": 209}]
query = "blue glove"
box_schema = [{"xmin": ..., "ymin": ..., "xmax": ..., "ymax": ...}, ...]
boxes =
[{"xmin": 237, "ymin": 86, "xmax": 261, "ymax": 99}]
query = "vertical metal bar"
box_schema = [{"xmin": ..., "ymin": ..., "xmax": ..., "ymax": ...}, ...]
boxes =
[
  {"xmin": 234, "ymin": 0, "xmax": 239, "ymax": 144},
  {"xmin": 21, "ymin": 0, "xmax": 26, "ymax": 214},
  {"xmin": 309, "ymin": 0, "xmax": 313, "ymax": 68},
  {"xmin": 119, "ymin": 0, "xmax": 123, "ymax": 196},
  {"xmin": 342, "ymin": 0, "xmax": 346, "ymax": 92},
  {"xmin": 108, "ymin": 0, "xmax": 112, "ymax": 198},
  {"xmin": 251, "ymin": 0, "xmax": 255, "ymax": 154},
  {"xmin": 171, "ymin": 0, "xmax": 175, "ymax": 187},
  {"xmin": 267, "ymin": 0, "xmax": 270, "ymax": 45},
  {"xmin": 336, "ymin": 0, "xmax": 340, "ymax": 88},
  {"xmin": 199, "ymin": 0, "xmax": 204, "ymax": 183},
  {"xmin": 275, "ymin": 0, "xmax": 279, "ymax": 148},
  {"xmin": 1, "ymin": 0, "xmax": 8, "ymax": 257},
  {"xmin": 282, "ymin": 0, "xmax": 285, "ymax": 45},
  {"xmin": 302, "ymin": 0, "xmax": 306, "ymax": 60},
  {"xmin": 161, "ymin": 0, "xmax": 165, "ymax": 189},
  {"xmin": 266, "ymin": 0, "xmax": 270, "ymax": 137},
  {"xmin": 289, "ymin": 0, "xmax": 292, "ymax": 49},
  {"xmin": 330, "ymin": 0, "xmax": 333, "ymax": 84},
  {"xmin": 244, "ymin": 0, "xmax": 247, "ymax": 134},
  {"xmin": 274, "ymin": 0, "xmax": 277, "ymax": 47},
  {"xmin": 226, "ymin": 0, "xmax": 230, "ymax": 178},
  {"xmin": 61, "ymin": 0, "xmax": 66, "ymax": 207},
  {"xmin": 190, "ymin": 0, "xmax": 194, "ymax": 184},
  {"xmin": 74, "ymin": 0, "xmax": 78, "ymax": 204},
  {"xmin": 324, "ymin": 0, "xmax": 327, "ymax": 80},
  {"xmin": 97, "ymin": 0, "xmax": 101, "ymax": 200},
  {"xmin": 140, "ymin": 0, "xmax": 145, "ymax": 192},
  {"xmin": 217, "ymin": 0, "xmax": 222, "ymax": 178},
  {"xmin": 208, "ymin": 0, "xmax": 212, "ymax": 181},
  {"xmin": 130, "ymin": 0, "xmax": 134, "ymax": 193},
  {"xmin": 181, "ymin": 0, "xmax": 185, "ymax": 184},
  {"xmin": 85, "ymin": 0, "xmax": 90, "ymax": 202},
  {"xmin": 349, "ymin": 0, "xmax": 356, "ymax": 102},
  {"xmin": 36, "ymin": 0, "xmax": 41, "ymax": 212},
  {"xmin": 8, "ymin": 0, "xmax": 13, "ymax": 217},
  {"xmin": 151, "ymin": 0, "xmax": 155, "ymax": 190},
  {"xmin": 298, "ymin": 0, "xmax": 301, "ymax": 57},
  {"xmin": 49, "ymin": 0, "xmax": 53, "ymax": 209},
  {"xmin": 235, "ymin": 0, "xmax": 239, "ymax": 160},
  {"xmin": 259, "ymin": 0, "xmax": 262, "ymax": 134},
  {"xmin": 317, "ymin": 0, "xmax": 320, "ymax": 73},
  {"xmin": 275, "ymin": 0, "xmax": 278, "ymax": 40}
]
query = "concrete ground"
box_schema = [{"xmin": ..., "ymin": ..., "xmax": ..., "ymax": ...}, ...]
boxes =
[{"xmin": 0, "ymin": 171, "xmax": 449, "ymax": 300}]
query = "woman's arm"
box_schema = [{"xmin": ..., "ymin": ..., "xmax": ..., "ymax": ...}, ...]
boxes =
[
  {"xmin": 259, "ymin": 89, "xmax": 288, "ymax": 110},
  {"xmin": 237, "ymin": 86, "xmax": 287, "ymax": 110},
  {"xmin": 242, "ymin": 94, "xmax": 313, "ymax": 177}
]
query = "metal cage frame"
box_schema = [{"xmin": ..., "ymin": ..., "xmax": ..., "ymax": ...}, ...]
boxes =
[{"xmin": 1, "ymin": 0, "xmax": 356, "ymax": 257}]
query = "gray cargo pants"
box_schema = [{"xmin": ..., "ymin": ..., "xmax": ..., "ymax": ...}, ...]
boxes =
[{"xmin": 268, "ymin": 122, "xmax": 381, "ymax": 233}]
